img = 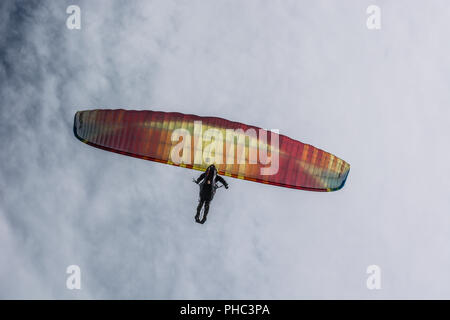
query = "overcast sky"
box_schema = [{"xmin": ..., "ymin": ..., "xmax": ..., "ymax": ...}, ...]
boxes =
[{"xmin": 1, "ymin": 0, "xmax": 450, "ymax": 299}]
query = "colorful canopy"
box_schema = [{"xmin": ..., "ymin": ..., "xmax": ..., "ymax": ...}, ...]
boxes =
[{"xmin": 73, "ymin": 109, "xmax": 350, "ymax": 191}]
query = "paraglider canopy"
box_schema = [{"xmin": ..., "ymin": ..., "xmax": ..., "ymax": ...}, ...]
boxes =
[{"xmin": 74, "ymin": 109, "xmax": 350, "ymax": 192}]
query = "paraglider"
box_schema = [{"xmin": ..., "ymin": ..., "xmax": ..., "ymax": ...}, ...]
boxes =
[
  {"xmin": 73, "ymin": 109, "xmax": 350, "ymax": 223},
  {"xmin": 194, "ymin": 164, "xmax": 229, "ymax": 224}
]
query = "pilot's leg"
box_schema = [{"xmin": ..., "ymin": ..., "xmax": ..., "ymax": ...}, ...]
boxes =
[
  {"xmin": 195, "ymin": 200, "xmax": 204, "ymax": 222},
  {"xmin": 200, "ymin": 201, "xmax": 210, "ymax": 224}
]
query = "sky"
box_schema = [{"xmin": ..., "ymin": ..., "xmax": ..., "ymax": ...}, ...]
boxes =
[{"xmin": 1, "ymin": 0, "xmax": 450, "ymax": 299}]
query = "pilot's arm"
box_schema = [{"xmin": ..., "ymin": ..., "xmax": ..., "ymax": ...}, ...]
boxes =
[
  {"xmin": 216, "ymin": 175, "xmax": 229, "ymax": 189},
  {"xmin": 196, "ymin": 172, "xmax": 206, "ymax": 184}
]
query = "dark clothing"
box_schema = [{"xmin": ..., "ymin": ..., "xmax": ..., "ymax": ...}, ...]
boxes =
[
  {"xmin": 196, "ymin": 200, "xmax": 209, "ymax": 221},
  {"xmin": 196, "ymin": 172, "xmax": 228, "ymax": 201},
  {"xmin": 195, "ymin": 165, "xmax": 228, "ymax": 224}
]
